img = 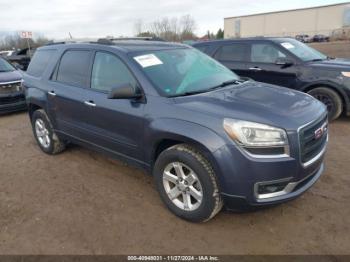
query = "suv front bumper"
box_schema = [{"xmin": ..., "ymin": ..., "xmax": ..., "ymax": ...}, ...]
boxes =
[
  {"xmin": 0, "ymin": 92, "xmax": 27, "ymax": 114},
  {"xmin": 212, "ymin": 129, "xmax": 326, "ymax": 211}
]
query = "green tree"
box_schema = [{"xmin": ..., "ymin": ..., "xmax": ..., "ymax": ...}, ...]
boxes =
[{"xmin": 216, "ymin": 28, "xmax": 224, "ymax": 39}]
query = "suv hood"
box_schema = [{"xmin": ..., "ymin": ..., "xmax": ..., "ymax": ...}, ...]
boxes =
[
  {"xmin": 174, "ymin": 81, "xmax": 326, "ymax": 130},
  {"xmin": 0, "ymin": 70, "xmax": 22, "ymax": 83},
  {"xmin": 308, "ymin": 58, "xmax": 350, "ymax": 70}
]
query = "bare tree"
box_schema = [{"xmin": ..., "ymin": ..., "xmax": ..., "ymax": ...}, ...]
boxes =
[
  {"xmin": 134, "ymin": 19, "xmax": 144, "ymax": 36},
  {"xmin": 180, "ymin": 15, "xmax": 197, "ymax": 40},
  {"xmin": 133, "ymin": 14, "xmax": 197, "ymax": 42},
  {"xmin": 0, "ymin": 33, "xmax": 51, "ymax": 51}
]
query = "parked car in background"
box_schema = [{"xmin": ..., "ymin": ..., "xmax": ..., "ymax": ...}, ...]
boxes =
[
  {"xmin": 0, "ymin": 57, "xmax": 26, "ymax": 114},
  {"xmin": 312, "ymin": 34, "xmax": 330, "ymax": 42},
  {"xmin": 295, "ymin": 34, "xmax": 312, "ymax": 43},
  {"xmin": 7, "ymin": 48, "xmax": 35, "ymax": 71},
  {"xmin": 24, "ymin": 40, "xmax": 327, "ymax": 222},
  {"xmin": 193, "ymin": 37, "xmax": 350, "ymax": 120},
  {"xmin": 0, "ymin": 50, "xmax": 15, "ymax": 57}
]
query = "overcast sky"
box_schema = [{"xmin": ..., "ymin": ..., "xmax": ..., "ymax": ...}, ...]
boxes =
[{"xmin": 0, "ymin": 0, "xmax": 349, "ymax": 39}]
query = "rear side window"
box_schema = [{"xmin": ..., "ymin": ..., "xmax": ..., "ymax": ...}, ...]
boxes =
[
  {"xmin": 27, "ymin": 50, "xmax": 56, "ymax": 77},
  {"xmin": 91, "ymin": 52, "xmax": 137, "ymax": 92},
  {"xmin": 56, "ymin": 50, "xmax": 91, "ymax": 87},
  {"xmin": 214, "ymin": 44, "xmax": 247, "ymax": 61},
  {"xmin": 195, "ymin": 45, "xmax": 210, "ymax": 54}
]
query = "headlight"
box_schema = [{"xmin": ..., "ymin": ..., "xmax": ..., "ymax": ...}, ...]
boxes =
[
  {"xmin": 223, "ymin": 119, "xmax": 288, "ymax": 147},
  {"xmin": 341, "ymin": 72, "xmax": 350, "ymax": 77}
]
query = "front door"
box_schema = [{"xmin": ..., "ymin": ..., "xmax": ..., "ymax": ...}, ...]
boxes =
[
  {"xmin": 82, "ymin": 51, "xmax": 145, "ymax": 161},
  {"xmin": 245, "ymin": 42, "xmax": 297, "ymax": 88}
]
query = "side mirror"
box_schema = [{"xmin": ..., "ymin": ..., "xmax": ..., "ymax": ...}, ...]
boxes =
[
  {"xmin": 108, "ymin": 83, "xmax": 142, "ymax": 100},
  {"xmin": 275, "ymin": 58, "xmax": 294, "ymax": 67}
]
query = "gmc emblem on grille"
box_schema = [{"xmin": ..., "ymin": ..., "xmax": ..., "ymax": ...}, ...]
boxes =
[{"xmin": 314, "ymin": 123, "xmax": 328, "ymax": 140}]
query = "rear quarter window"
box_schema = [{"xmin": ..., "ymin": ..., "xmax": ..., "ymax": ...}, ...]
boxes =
[{"xmin": 27, "ymin": 49, "xmax": 56, "ymax": 77}]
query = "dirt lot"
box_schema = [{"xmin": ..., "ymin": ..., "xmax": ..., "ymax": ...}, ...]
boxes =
[
  {"xmin": 0, "ymin": 112, "xmax": 349, "ymax": 255},
  {"xmin": 310, "ymin": 41, "xmax": 350, "ymax": 58}
]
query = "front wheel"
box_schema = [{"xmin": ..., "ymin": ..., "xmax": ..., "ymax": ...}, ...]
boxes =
[
  {"xmin": 308, "ymin": 87, "xmax": 343, "ymax": 121},
  {"xmin": 153, "ymin": 144, "xmax": 223, "ymax": 222}
]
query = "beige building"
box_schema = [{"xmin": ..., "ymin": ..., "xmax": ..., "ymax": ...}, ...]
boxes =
[{"xmin": 224, "ymin": 2, "xmax": 350, "ymax": 38}]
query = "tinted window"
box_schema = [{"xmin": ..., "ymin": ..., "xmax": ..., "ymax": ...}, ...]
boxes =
[
  {"xmin": 27, "ymin": 50, "xmax": 56, "ymax": 77},
  {"xmin": 251, "ymin": 43, "xmax": 286, "ymax": 63},
  {"xmin": 214, "ymin": 44, "xmax": 247, "ymax": 61},
  {"xmin": 57, "ymin": 50, "xmax": 91, "ymax": 87},
  {"xmin": 195, "ymin": 45, "xmax": 210, "ymax": 54},
  {"xmin": 91, "ymin": 52, "xmax": 137, "ymax": 92}
]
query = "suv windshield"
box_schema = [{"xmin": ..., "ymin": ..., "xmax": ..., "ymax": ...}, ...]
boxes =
[
  {"xmin": 132, "ymin": 48, "xmax": 239, "ymax": 97},
  {"xmin": 0, "ymin": 58, "xmax": 15, "ymax": 72},
  {"xmin": 278, "ymin": 39, "xmax": 327, "ymax": 62}
]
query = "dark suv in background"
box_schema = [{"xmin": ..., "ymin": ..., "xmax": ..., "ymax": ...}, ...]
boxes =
[
  {"xmin": 193, "ymin": 37, "xmax": 350, "ymax": 120},
  {"xmin": 0, "ymin": 57, "xmax": 26, "ymax": 114},
  {"xmin": 23, "ymin": 40, "xmax": 327, "ymax": 222}
]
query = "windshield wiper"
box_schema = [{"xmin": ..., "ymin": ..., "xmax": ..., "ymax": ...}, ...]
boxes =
[
  {"xmin": 308, "ymin": 58, "xmax": 326, "ymax": 62},
  {"xmin": 169, "ymin": 90, "xmax": 209, "ymax": 97},
  {"xmin": 169, "ymin": 79, "xmax": 243, "ymax": 98},
  {"xmin": 208, "ymin": 79, "xmax": 244, "ymax": 91}
]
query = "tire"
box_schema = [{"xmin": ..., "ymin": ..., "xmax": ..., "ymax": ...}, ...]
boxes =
[
  {"xmin": 31, "ymin": 109, "xmax": 66, "ymax": 155},
  {"xmin": 153, "ymin": 144, "xmax": 223, "ymax": 222},
  {"xmin": 308, "ymin": 87, "xmax": 343, "ymax": 121}
]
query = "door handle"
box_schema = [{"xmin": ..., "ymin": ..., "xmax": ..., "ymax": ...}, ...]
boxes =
[
  {"xmin": 84, "ymin": 101, "xmax": 96, "ymax": 107},
  {"xmin": 48, "ymin": 91, "xmax": 56, "ymax": 96},
  {"xmin": 249, "ymin": 67, "xmax": 262, "ymax": 71}
]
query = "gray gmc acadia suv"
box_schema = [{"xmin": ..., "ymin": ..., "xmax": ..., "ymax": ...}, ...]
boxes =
[{"xmin": 23, "ymin": 40, "xmax": 328, "ymax": 222}]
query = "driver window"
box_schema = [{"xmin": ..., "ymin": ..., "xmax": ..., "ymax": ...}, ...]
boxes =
[
  {"xmin": 91, "ymin": 52, "xmax": 137, "ymax": 92},
  {"xmin": 251, "ymin": 43, "xmax": 286, "ymax": 63}
]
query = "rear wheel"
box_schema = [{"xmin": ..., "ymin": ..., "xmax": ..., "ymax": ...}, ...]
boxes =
[
  {"xmin": 31, "ymin": 109, "xmax": 66, "ymax": 155},
  {"xmin": 153, "ymin": 144, "xmax": 223, "ymax": 222},
  {"xmin": 308, "ymin": 87, "xmax": 343, "ymax": 121}
]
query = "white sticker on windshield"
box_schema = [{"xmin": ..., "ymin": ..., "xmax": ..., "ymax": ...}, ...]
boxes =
[
  {"xmin": 281, "ymin": 42, "xmax": 295, "ymax": 49},
  {"xmin": 134, "ymin": 54, "xmax": 163, "ymax": 68}
]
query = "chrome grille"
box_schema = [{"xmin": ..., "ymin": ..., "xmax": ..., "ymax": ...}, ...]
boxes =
[
  {"xmin": 299, "ymin": 115, "xmax": 328, "ymax": 164},
  {"xmin": 0, "ymin": 81, "xmax": 22, "ymax": 95}
]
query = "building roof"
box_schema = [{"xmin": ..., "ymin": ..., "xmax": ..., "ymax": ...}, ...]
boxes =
[{"xmin": 224, "ymin": 1, "xmax": 350, "ymax": 20}]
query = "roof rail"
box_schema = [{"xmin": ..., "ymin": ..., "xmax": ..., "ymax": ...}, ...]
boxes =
[
  {"xmin": 45, "ymin": 41, "xmax": 77, "ymax": 46},
  {"xmin": 97, "ymin": 36, "xmax": 165, "ymax": 45}
]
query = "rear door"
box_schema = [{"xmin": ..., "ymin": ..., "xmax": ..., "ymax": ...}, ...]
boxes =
[
  {"xmin": 48, "ymin": 49, "xmax": 94, "ymax": 140},
  {"xmin": 245, "ymin": 41, "xmax": 298, "ymax": 88},
  {"xmin": 212, "ymin": 43, "xmax": 249, "ymax": 77}
]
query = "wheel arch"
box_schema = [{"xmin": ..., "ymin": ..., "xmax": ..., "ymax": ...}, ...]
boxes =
[
  {"xmin": 146, "ymin": 119, "xmax": 227, "ymax": 187},
  {"xmin": 301, "ymin": 82, "xmax": 349, "ymax": 113},
  {"xmin": 28, "ymin": 103, "xmax": 43, "ymax": 119}
]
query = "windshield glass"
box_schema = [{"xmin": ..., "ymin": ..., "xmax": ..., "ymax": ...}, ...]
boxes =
[
  {"xmin": 0, "ymin": 58, "xmax": 15, "ymax": 72},
  {"xmin": 132, "ymin": 48, "xmax": 239, "ymax": 97},
  {"xmin": 278, "ymin": 39, "xmax": 327, "ymax": 61}
]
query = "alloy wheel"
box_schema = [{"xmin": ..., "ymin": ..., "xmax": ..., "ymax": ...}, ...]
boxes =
[
  {"xmin": 35, "ymin": 119, "xmax": 51, "ymax": 149},
  {"xmin": 162, "ymin": 162, "xmax": 203, "ymax": 211}
]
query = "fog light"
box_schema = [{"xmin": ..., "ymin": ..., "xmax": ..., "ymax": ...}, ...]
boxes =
[{"xmin": 258, "ymin": 182, "xmax": 289, "ymax": 195}]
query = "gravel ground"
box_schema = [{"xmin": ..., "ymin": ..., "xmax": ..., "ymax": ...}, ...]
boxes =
[{"xmin": 0, "ymin": 112, "xmax": 349, "ymax": 255}]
